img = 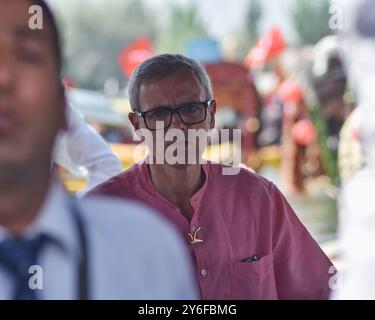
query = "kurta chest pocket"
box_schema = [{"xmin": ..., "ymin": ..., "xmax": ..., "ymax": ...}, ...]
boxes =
[{"xmin": 229, "ymin": 253, "xmax": 277, "ymax": 299}]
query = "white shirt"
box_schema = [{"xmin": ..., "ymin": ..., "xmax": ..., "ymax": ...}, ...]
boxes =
[
  {"xmin": 333, "ymin": 166, "xmax": 375, "ymax": 299},
  {"xmin": 53, "ymin": 104, "xmax": 122, "ymax": 196},
  {"xmin": 333, "ymin": 100, "xmax": 375, "ymax": 299},
  {"xmin": 0, "ymin": 182, "xmax": 198, "ymax": 300}
]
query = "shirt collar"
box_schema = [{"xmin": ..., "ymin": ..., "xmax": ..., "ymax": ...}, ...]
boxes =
[
  {"xmin": 0, "ymin": 181, "xmax": 80, "ymax": 259},
  {"xmin": 190, "ymin": 162, "xmax": 209, "ymax": 205},
  {"xmin": 140, "ymin": 161, "xmax": 210, "ymax": 208}
]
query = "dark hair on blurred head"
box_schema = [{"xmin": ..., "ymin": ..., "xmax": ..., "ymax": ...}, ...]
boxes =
[{"xmin": 30, "ymin": 0, "xmax": 62, "ymax": 74}]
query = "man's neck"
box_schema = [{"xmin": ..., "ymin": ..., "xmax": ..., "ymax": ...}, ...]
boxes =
[
  {"xmin": 0, "ymin": 174, "xmax": 51, "ymax": 236},
  {"xmin": 148, "ymin": 163, "xmax": 205, "ymax": 219}
]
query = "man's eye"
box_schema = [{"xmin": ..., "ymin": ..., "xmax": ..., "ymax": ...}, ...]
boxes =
[
  {"xmin": 151, "ymin": 109, "xmax": 169, "ymax": 119},
  {"xmin": 183, "ymin": 105, "xmax": 198, "ymax": 113},
  {"xmin": 16, "ymin": 49, "xmax": 43, "ymax": 63}
]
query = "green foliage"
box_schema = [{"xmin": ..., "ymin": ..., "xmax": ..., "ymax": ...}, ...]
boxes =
[
  {"xmin": 156, "ymin": 1, "xmax": 208, "ymax": 54},
  {"xmin": 236, "ymin": 0, "xmax": 262, "ymax": 60},
  {"xmin": 309, "ymin": 103, "xmax": 339, "ymax": 185},
  {"xmin": 291, "ymin": 0, "xmax": 332, "ymax": 45},
  {"xmin": 244, "ymin": 0, "xmax": 262, "ymax": 47},
  {"xmin": 51, "ymin": 0, "xmax": 156, "ymax": 90}
]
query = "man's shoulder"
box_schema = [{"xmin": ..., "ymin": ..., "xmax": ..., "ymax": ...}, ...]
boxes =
[
  {"xmin": 78, "ymin": 196, "xmax": 187, "ymax": 258},
  {"xmin": 88, "ymin": 163, "xmax": 145, "ymax": 196},
  {"xmin": 207, "ymin": 162, "xmax": 273, "ymax": 192},
  {"xmin": 73, "ymin": 195, "xmax": 198, "ymax": 299},
  {"xmin": 77, "ymin": 194, "xmax": 182, "ymax": 249}
]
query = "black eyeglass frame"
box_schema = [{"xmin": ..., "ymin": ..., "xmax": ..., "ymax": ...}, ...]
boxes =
[{"xmin": 134, "ymin": 99, "xmax": 215, "ymax": 130}]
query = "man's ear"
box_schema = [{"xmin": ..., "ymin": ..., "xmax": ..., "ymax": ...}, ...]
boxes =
[
  {"xmin": 209, "ymin": 100, "xmax": 216, "ymax": 129},
  {"xmin": 129, "ymin": 112, "xmax": 140, "ymax": 131}
]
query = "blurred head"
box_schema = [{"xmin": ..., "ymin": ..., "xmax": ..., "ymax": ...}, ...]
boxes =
[
  {"xmin": 128, "ymin": 54, "xmax": 216, "ymax": 167},
  {"xmin": 128, "ymin": 54, "xmax": 213, "ymax": 112},
  {"xmin": 0, "ymin": 0, "xmax": 66, "ymax": 184},
  {"xmin": 312, "ymin": 36, "xmax": 347, "ymax": 105}
]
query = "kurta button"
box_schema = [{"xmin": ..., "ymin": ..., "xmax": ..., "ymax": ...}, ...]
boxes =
[{"xmin": 201, "ymin": 268, "xmax": 207, "ymax": 276}]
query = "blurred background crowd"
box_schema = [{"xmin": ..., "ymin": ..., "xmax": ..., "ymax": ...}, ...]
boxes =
[{"xmin": 48, "ymin": 0, "xmax": 366, "ymax": 266}]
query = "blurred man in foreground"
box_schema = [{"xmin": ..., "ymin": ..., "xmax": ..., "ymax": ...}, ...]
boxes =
[{"xmin": 0, "ymin": 0, "xmax": 197, "ymax": 300}]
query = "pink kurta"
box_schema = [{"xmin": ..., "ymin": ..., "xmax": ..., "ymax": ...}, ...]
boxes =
[{"xmin": 89, "ymin": 162, "xmax": 333, "ymax": 300}]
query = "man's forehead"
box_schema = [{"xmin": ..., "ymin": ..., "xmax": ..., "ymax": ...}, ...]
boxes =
[
  {"xmin": 138, "ymin": 71, "xmax": 205, "ymax": 107},
  {"xmin": 0, "ymin": 0, "xmax": 51, "ymax": 43},
  {"xmin": 140, "ymin": 69, "xmax": 202, "ymax": 94},
  {"xmin": 0, "ymin": 0, "xmax": 33, "ymax": 23}
]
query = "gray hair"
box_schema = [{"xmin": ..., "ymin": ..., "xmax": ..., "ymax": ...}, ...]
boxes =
[{"xmin": 128, "ymin": 54, "xmax": 212, "ymax": 111}]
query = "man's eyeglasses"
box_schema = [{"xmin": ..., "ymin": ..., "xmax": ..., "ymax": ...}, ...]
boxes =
[{"xmin": 134, "ymin": 100, "xmax": 215, "ymax": 130}]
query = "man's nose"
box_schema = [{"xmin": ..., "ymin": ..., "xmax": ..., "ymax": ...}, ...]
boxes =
[
  {"xmin": 0, "ymin": 53, "xmax": 13, "ymax": 95},
  {"xmin": 169, "ymin": 111, "xmax": 187, "ymax": 130}
]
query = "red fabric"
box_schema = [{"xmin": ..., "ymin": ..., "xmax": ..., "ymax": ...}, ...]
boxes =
[
  {"xmin": 244, "ymin": 27, "xmax": 286, "ymax": 68},
  {"xmin": 278, "ymin": 81, "xmax": 304, "ymax": 105},
  {"xmin": 118, "ymin": 36, "xmax": 154, "ymax": 78},
  {"xmin": 292, "ymin": 119, "xmax": 317, "ymax": 146},
  {"xmin": 62, "ymin": 76, "xmax": 76, "ymax": 89}
]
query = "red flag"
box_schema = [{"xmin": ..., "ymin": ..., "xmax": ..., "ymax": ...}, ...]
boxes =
[
  {"xmin": 244, "ymin": 27, "xmax": 285, "ymax": 68},
  {"xmin": 292, "ymin": 119, "xmax": 317, "ymax": 146},
  {"xmin": 62, "ymin": 76, "xmax": 76, "ymax": 89},
  {"xmin": 118, "ymin": 36, "xmax": 154, "ymax": 78},
  {"xmin": 277, "ymin": 81, "xmax": 303, "ymax": 105}
]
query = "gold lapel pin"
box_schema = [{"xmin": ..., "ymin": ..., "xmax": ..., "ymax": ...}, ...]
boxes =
[{"xmin": 188, "ymin": 226, "xmax": 203, "ymax": 244}]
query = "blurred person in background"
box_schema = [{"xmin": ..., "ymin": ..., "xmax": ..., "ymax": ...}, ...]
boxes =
[
  {"xmin": 0, "ymin": 0, "xmax": 198, "ymax": 300},
  {"xmin": 337, "ymin": 106, "xmax": 363, "ymax": 184},
  {"xmin": 335, "ymin": 108, "xmax": 375, "ymax": 299},
  {"xmin": 277, "ymin": 80, "xmax": 316, "ymax": 194},
  {"xmin": 54, "ymin": 102, "xmax": 122, "ymax": 196},
  {"xmin": 333, "ymin": 0, "xmax": 375, "ymax": 299},
  {"xmin": 311, "ymin": 35, "xmax": 352, "ymax": 164}
]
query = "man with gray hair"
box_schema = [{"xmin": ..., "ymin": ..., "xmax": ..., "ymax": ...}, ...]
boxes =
[{"xmin": 90, "ymin": 53, "xmax": 333, "ymax": 300}]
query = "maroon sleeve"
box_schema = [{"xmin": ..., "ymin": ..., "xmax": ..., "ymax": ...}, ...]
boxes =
[
  {"xmin": 85, "ymin": 178, "xmax": 125, "ymax": 199},
  {"xmin": 269, "ymin": 183, "xmax": 334, "ymax": 299}
]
